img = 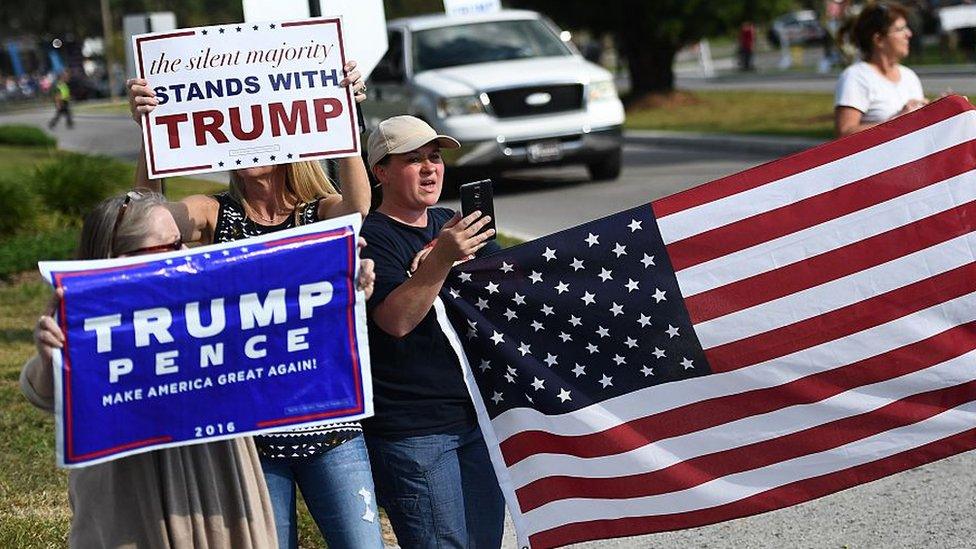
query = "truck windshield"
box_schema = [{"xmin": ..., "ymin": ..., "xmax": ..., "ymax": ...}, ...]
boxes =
[{"xmin": 413, "ymin": 19, "xmax": 572, "ymax": 73}]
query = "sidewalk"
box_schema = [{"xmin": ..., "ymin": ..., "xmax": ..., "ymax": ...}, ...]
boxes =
[{"xmin": 625, "ymin": 129, "xmax": 826, "ymax": 157}]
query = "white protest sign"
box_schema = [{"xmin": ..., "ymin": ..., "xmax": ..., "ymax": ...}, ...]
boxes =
[
  {"xmin": 133, "ymin": 17, "xmax": 359, "ymax": 178},
  {"xmin": 443, "ymin": 0, "xmax": 501, "ymax": 17},
  {"xmin": 939, "ymin": 5, "xmax": 976, "ymax": 32}
]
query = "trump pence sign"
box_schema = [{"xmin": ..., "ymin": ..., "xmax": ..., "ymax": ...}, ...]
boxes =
[
  {"xmin": 133, "ymin": 17, "xmax": 359, "ymax": 178},
  {"xmin": 39, "ymin": 215, "xmax": 372, "ymax": 468}
]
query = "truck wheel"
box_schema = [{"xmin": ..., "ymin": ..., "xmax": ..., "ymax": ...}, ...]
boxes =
[{"xmin": 587, "ymin": 149, "xmax": 622, "ymax": 181}]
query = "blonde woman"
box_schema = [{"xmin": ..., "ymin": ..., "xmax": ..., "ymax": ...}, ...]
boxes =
[{"xmin": 126, "ymin": 62, "xmax": 384, "ymax": 549}]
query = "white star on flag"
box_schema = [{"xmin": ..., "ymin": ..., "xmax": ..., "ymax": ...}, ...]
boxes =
[
  {"xmin": 571, "ymin": 258, "xmax": 585, "ymax": 271},
  {"xmin": 459, "ymin": 272, "xmax": 472, "ymax": 282},
  {"xmin": 512, "ymin": 292, "xmax": 526, "ymax": 305},
  {"xmin": 529, "ymin": 271, "xmax": 543, "ymax": 284},
  {"xmin": 531, "ymin": 320, "xmax": 544, "ymax": 331},
  {"xmin": 581, "ymin": 292, "xmax": 596, "ymax": 305},
  {"xmin": 599, "ymin": 374, "xmax": 613, "ymax": 388},
  {"xmin": 557, "ymin": 389, "xmax": 572, "ymax": 402},
  {"xmin": 641, "ymin": 253, "xmax": 655, "ymax": 268},
  {"xmin": 486, "ymin": 281, "xmax": 499, "ymax": 294},
  {"xmin": 531, "ymin": 377, "xmax": 546, "ymax": 391},
  {"xmin": 543, "ymin": 247, "xmax": 557, "ymax": 261},
  {"xmin": 596, "ymin": 326, "xmax": 610, "ymax": 338},
  {"xmin": 555, "ymin": 281, "xmax": 570, "ymax": 294},
  {"xmin": 585, "ymin": 232, "xmax": 600, "ymax": 247},
  {"xmin": 637, "ymin": 313, "xmax": 652, "ymax": 327},
  {"xmin": 478, "ymin": 360, "xmax": 491, "ymax": 372},
  {"xmin": 681, "ymin": 357, "xmax": 695, "ymax": 370},
  {"xmin": 652, "ymin": 347, "xmax": 666, "ymax": 358},
  {"xmin": 653, "ymin": 288, "xmax": 667, "ymax": 303},
  {"xmin": 666, "ymin": 324, "xmax": 680, "ymax": 338},
  {"xmin": 541, "ymin": 304, "xmax": 555, "ymax": 316},
  {"xmin": 612, "ymin": 243, "xmax": 627, "ymax": 257},
  {"xmin": 624, "ymin": 337, "xmax": 638, "ymax": 348},
  {"xmin": 504, "ymin": 309, "xmax": 517, "ymax": 321},
  {"xmin": 518, "ymin": 342, "xmax": 532, "ymax": 356},
  {"xmin": 612, "ymin": 354, "xmax": 626, "ymax": 365},
  {"xmin": 625, "ymin": 279, "xmax": 640, "ymax": 292},
  {"xmin": 640, "ymin": 365, "xmax": 654, "ymax": 376},
  {"xmin": 610, "ymin": 302, "xmax": 624, "ymax": 316},
  {"xmin": 572, "ymin": 363, "xmax": 586, "ymax": 377},
  {"xmin": 586, "ymin": 343, "xmax": 599, "ymax": 354},
  {"xmin": 628, "ymin": 219, "xmax": 643, "ymax": 232},
  {"xmin": 559, "ymin": 332, "xmax": 572, "ymax": 342},
  {"xmin": 449, "ymin": 288, "xmax": 460, "ymax": 298},
  {"xmin": 476, "ymin": 298, "xmax": 489, "ymax": 311},
  {"xmin": 598, "ymin": 268, "xmax": 613, "ymax": 282},
  {"xmin": 569, "ymin": 315, "xmax": 583, "ymax": 327},
  {"xmin": 491, "ymin": 391, "xmax": 503, "ymax": 404},
  {"xmin": 490, "ymin": 331, "xmax": 504, "ymax": 345},
  {"xmin": 544, "ymin": 353, "xmax": 558, "ymax": 367},
  {"xmin": 500, "ymin": 261, "xmax": 514, "ymax": 273}
]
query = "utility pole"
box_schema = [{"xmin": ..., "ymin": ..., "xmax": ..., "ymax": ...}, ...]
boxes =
[{"xmin": 100, "ymin": 0, "xmax": 117, "ymax": 99}]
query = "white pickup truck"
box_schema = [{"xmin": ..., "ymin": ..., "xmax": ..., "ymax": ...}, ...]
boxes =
[{"xmin": 364, "ymin": 9, "xmax": 625, "ymax": 182}]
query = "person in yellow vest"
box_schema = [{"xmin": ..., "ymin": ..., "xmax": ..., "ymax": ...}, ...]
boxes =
[{"xmin": 48, "ymin": 72, "xmax": 73, "ymax": 129}]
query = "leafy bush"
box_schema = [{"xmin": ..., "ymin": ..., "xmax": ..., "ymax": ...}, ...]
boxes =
[
  {"xmin": 32, "ymin": 153, "xmax": 132, "ymax": 218},
  {"xmin": 0, "ymin": 227, "xmax": 77, "ymax": 279},
  {"xmin": 0, "ymin": 125, "xmax": 56, "ymax": 147},
  {"xmin": 0, "ymin": 174, "xmax": 39, "ymax": 236}
]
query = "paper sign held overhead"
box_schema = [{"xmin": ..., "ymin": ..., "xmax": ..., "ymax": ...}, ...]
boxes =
[{"xmin": 133, "ymin": 17, "xmax": 359, "ymax": 179}]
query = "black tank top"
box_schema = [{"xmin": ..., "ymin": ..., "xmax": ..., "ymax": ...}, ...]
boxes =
[{"xmin": 212, "ymin": 191, "xmax": 362, "ymax": 458}]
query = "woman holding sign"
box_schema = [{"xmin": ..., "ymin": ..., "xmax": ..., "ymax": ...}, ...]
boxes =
[
  {"xmin": 127, "ymin": 61, "xmax": 385, "ymax": 549},
  {"xmin": 23, "ymin": 190, "xmax": 279, "ymax": 547}
]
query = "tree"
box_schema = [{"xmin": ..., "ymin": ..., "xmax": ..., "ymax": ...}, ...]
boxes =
[{"xmin": 510, "ymin": 0, "xmax": 791, "ymax": 98}]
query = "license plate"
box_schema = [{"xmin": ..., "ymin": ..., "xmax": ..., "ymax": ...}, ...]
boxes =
[{"xmin": 527, "ymin": 140, "xmax": 562, "ymax": 163}]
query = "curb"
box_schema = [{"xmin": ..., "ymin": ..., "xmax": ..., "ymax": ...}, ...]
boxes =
[{"xmin": 624, "ymin": 130, "xmax": 827, "ymax": 156}]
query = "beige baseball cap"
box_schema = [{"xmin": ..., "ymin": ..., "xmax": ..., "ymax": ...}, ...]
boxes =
[{"xmin": 366, "ymin": 115, "xmax": 460, "ymax": 169}]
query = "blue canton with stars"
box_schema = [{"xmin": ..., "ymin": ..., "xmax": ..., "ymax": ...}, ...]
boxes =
[{"xmin": 442, "ymin": 204, "xmax": 711, "ymax": 417}]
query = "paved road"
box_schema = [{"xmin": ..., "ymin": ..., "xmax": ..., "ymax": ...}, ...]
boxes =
[{"xmin": 6, "ymin": 107, "xmax": 976, "ymax": 548}]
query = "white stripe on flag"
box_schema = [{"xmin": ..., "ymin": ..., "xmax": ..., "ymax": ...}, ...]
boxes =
[
  {"xmin": 695, "ymin": 231, "xmax": 976, "ymax": 349},
  {"xmin": 675, "ymin": 169, "xmax": 976, "ymax": 297},
  {"xmin": 490, "ymin": 290, "xmax": 976, "ymax": 442},
  {"xmin": 657, "ymin": 111, "xmax": 976, "ymax": 244},
  {"xmin": 507, "ymin": 350, "xmax": 976, "ymax": 486},
  {"xmin": 521, "ymin": 400, "xmax": 976, "ymax": 534}
]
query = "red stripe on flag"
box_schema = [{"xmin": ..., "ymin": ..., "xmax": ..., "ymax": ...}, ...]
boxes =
[
  {"xmin": 667, "ymin": 141, "xmax": 976, "ymax": 271},
  {"xmin": 651, "ymin": 96, "xmax": 974, "ymax": 218},
  {"xmin": 685, "ymin": 201, "xmax": 976, "ymax": 324},
  {"xmin": 499, "ymin": 322, "xmax": 976, "ymax": 466},
  {"xmin": 706, "ymin": 261, "xmax": 976, "ymax": 372},
  {"xmin": 528, "ymin": 426, "xmax": 976, "ymax": 548},
  {"xmin": 516, "ymin": 379, "xmax": 976, "ymax": 512}
]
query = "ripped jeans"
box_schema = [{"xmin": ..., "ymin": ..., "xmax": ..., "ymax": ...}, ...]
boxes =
[{"xmin": 260, "ymin": 434, "xmax": 384, "ymax": 549}]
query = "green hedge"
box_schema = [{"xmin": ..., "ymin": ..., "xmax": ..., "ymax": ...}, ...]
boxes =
[
  {"xmin": 0, "ymin": 125, "xmax": 56, "ymax": 147},
  {"xmin": 32, "ymin": 153, "xmax": 132, "ymax": 218},
  {"xmin": 0, "ymin": 174, "xmax": 39, "ymax": 236},
  {"xmin": 0, "ymin": 227, "xmax": 77, "ymax": 279}
]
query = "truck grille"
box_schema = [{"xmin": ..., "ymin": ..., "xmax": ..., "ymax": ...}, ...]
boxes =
[{"xmin": 486, "ymin": 84, "xmax": 583, "ymax": 119}]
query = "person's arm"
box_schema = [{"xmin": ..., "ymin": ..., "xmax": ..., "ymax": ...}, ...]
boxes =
[
  {"xmin": 317, "ymin": 61, "xmax": 370, "ymax": 220},
  {"xmin": 372, "ymin": 212, "xmax": 494, "ymax": 337},
  {"xmin": 318, "ymin": 156, "xmax": 371, "ymax": 219},
  {"xmin": 835, "ymin": 106, "xmax": 875, "ymax": 137},
  {"xmin": 23, "ymin": 293, "xmax": 65, "ymax": 411}
]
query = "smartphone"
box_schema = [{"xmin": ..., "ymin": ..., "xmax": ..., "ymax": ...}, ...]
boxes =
[{"xmin": 459, "ymin": 179, "xmax": 496, "ymax": 240}]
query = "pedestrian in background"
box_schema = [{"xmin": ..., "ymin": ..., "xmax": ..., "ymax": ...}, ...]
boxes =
[
  {"xmin": 48, "ymin": 72, "xmax": 73, "ymax": 129},
  {"xmin": 738, "ymin": 21, "xmax": 755, "ymax": 71},
  {"xmin": 834, "ymin": 2, "xmax": 925, "ymax": 136}
]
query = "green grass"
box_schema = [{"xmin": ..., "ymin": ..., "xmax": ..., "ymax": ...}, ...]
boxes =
[
  {"xmin": 73, "ymin": 100, "xmax": 132, "ymax": 116},
  {"xmin": 625, "ymin": 89, "xmax": 836, "ymax": 139}
]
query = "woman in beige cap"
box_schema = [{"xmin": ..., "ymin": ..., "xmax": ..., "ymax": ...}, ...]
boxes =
[{"xmin": 359, "ymin": 115, "xmax": 505, "ymax": 548}]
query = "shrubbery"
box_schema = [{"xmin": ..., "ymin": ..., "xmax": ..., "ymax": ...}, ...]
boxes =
[
  {"xmin": 0, "ymin": 134, "xmax": 133, "ymax": 278},
  {"xmin": 0, "ymin": 173, "xmax": 39, "ymax": 236},
  {"xmin": 32, "ymin": 152, "xmax": 132, "ymax": 218},
  {"xmin": 0, "ymin": 124, "xmax": 56, "ymax": 147}
]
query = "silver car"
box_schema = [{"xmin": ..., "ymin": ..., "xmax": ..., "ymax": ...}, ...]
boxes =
[{"xmin": 364, "ymin": 9, "xmax": 626, "ymax": 181}]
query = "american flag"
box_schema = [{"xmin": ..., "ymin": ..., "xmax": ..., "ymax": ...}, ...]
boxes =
[{"xmin": 435, "ymin": 96, "xmax": 976, "ymax": 548}]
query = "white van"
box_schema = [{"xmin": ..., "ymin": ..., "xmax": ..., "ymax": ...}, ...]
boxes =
[{"xmin": 364, "ymin": 9, "xmax": 625, "ymax": 181}]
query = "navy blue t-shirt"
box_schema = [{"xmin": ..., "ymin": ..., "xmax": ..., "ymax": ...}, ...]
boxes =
[{"xmin": 360, "ymin": 207, "xmax": 500, "ymax": 437}]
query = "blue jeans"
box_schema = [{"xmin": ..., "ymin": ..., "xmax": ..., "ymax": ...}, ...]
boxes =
[
  {"xmin": 259, "ymin": 434, "xmax": 383, "ymax": 549},
  {"xmin": 365, "ymin": 425, "xmax": 505, "ymax": 549}
]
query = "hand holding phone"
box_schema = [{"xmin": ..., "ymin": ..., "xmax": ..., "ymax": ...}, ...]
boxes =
[{"xmin": 459, "ymin": 179, "xmax": 496, "ymax": 240}]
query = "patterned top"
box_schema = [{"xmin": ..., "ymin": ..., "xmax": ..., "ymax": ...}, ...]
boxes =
[{"xmin": 212, "ymin": 191, "xmax": 362, "ymax": 459}]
